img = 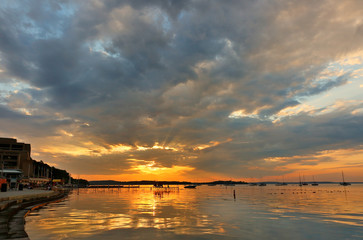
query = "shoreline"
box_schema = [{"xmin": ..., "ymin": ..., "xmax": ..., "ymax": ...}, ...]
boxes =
[{"xmin": 0, "ymin": 189, "xmax": 69, "ymax": 239}]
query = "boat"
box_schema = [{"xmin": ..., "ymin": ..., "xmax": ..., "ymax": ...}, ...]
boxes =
[
  {"xmin": 312, "ymin": 176, "xmax": 319, "ymax": 186},
  {"xmin": 258, "ymin": 183, "xmax": 266, "ymax": 186},
  {"xmin": 154, "ymin": 183, "xmax": 163, "ymax": 188},
  {"xmin": 184, "ymin": 185, "xmax": 197, "ymax": 189},
  {"xmin": 302, "ymin": 175, "xmax": 308, "ymax": 185},
  {"xmin": 249, "ymin": 183, "xmax": 257, "ymax": 186},
  {"xmin": 340, "ymin": 182, "xmax": 351, "ymax": 186},
  {"xmin": 299, "ymin": 174, "xmax": 308, "ymax": 186},
  {"xmin": 299, "ymin": 174, "xmax": 303, "ymax": 186},
  {"xmin": 276, "ymin": 176, "xmax": 288, "ymax": 186},
  {"xmin": 276, "ymin": 180, "xmax": 288, "ymax": 186},
  {"xmin": 339, "ymin": 171, "xmax": 351, "ymax": 186}
]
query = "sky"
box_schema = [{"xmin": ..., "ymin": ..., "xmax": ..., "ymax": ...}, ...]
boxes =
[{"xmin": 1, "ymin": 0, "xmax": 363, "ymax": 182}]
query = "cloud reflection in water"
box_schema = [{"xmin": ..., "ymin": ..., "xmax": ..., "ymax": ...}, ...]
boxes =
[{"xmin": 25, "ymin": 185, "xmax": 363, "ymax": 240}]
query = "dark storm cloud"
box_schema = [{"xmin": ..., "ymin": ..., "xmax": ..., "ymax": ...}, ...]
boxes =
[
  {"xmin": 191, "ymin": 104, "xmax": 363, "ymax": 177},
  {"xmin": 0, "ymin": 104, "xmax": 25, "ymax": 119},
  {"xmin": 1, "ymin": 0, "xmax": 363, "ymax": 176}
]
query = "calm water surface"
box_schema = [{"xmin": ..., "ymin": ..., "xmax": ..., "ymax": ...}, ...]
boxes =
[{"xmin": 25, "ymin": 184, "xmax": 363, "ymax": 240}]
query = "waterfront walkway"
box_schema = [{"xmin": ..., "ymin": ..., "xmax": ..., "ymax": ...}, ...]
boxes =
[
  {"xmin": 0, "ymin": 190, "xmax": 55, "ymax": 209},
  {"xmin": 0, "ymin": 189, "xmax": 66, "ymax": 239}
]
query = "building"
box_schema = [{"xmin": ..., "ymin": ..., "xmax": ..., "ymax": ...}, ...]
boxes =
[
  {"xmin": 0, "ymin": 138, "xmax": 35, "ymax": 188},
  {"xmin": 0, "ymin": 137, "xmax": 34, "ymax": 177},
  {"xmin": 0, "ymin": 137, "xmax": 71, "ymax": 187},
  {"xmin": 0, "ymin": 137, "xmax": 52, "ymax": 179}
]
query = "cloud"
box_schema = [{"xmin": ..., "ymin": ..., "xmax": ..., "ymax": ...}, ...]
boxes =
[{"xmin": 1, "ymin": 0, "xmax": 363, "ymax": 179}]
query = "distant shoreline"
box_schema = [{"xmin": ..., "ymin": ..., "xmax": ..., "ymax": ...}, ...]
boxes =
[{"xmin": 88, "ymin": 180, "xmax": 363, "ymax": 186}]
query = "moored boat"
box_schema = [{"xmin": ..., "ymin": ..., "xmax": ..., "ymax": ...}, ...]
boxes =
[
  {"xmin": 340, "ymin": 182, "xmax": 351, "ymax": 186},
  {"xmin": 339, "ymin": 171, "xmax": 351, "ymax": 186},
  {"xmin": 312, "ymin": 176, "xmax": 319, "ymax": 186},
  {"xmin": 184, "ymin": 185, "xmax": 197, "ymax": 189}
]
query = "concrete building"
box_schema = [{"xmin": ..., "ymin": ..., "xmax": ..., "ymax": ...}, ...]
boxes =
[
  {"xmin": 0, "ymin": 138, "xmax": 34, "ymax": 177},
  {"xmin": 0, "ymin": 138, "xmax": 71, "ymax": 188},
  {"xmin": 0, "ymin": 138, "xmax": 35, "ymax": 188},
  {"xmin": 0, "ymin": 138, "xmax": 54, "ymax": 178}
]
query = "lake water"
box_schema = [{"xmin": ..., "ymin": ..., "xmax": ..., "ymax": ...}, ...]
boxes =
[{"xmin": 25, "ymin": 184, "xmax": 363, "ymax": 240}]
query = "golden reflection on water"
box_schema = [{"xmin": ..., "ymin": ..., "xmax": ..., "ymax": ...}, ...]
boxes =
[
  {"xmin": 26, "ymin": 186, "xmax": 225, "ymax": 239},
  {"xmin": 25, "ymin": 185, "xmax": 363, "ymax": 240},
  {"xmin": 255, "ymin": 185, "xmax": 363, "ymax": 226}
]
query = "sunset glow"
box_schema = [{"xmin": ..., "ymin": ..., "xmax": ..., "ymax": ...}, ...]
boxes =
[{"xmin": 1, "ymin": 1, "xmax": 363, "ymax": 182}]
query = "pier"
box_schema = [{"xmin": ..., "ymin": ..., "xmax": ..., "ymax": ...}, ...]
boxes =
[
  {"xmin": 88, "ymin": 185, "xmax": 141, "ymax": 189},
  {"xmin": 87, "ymin": 185, "xmax": 180, "ymax": 191}
]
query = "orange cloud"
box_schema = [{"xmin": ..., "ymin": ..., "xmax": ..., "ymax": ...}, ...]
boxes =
[{"xmin": 260, "ymin": 147, "xmax": 363, "ymax": 182}]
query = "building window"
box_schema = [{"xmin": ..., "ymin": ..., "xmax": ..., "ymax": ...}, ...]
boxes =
[
  {"xmin": 11, "ymin": 144, "xmax": 23, "ymax": 151},
  {"xmin": 2, "ymin": 155, "xmax": 18, "ymax": 160},
  {"xmin": 0, "ymin": 144, "xmax": 11, "ymax": 150},
  {"xmin": 4, "ymin": 161, "xmax": 18, "ymax": 168}
]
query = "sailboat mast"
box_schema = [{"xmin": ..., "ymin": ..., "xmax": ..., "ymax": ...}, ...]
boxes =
[{"xmin": 341, "ymin": 171, "xmax": 345, "ymax": 183}]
